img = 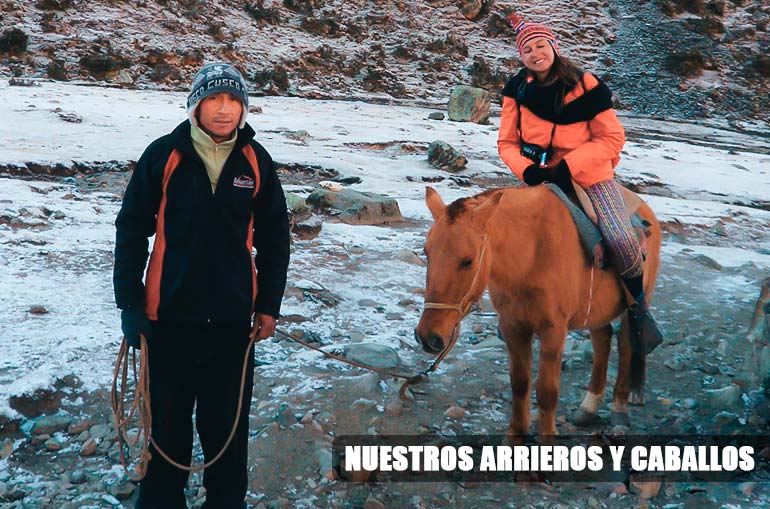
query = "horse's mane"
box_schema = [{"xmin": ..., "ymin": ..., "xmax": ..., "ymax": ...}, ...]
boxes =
[{"xmin": 446, "ymin": 188, "xmax": 509, "ymax": 223}]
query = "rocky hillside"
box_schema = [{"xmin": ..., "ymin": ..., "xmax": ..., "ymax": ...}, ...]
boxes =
[{"xmin": 0, "ymin": 0, "xmax": 768, "ymax": 120}]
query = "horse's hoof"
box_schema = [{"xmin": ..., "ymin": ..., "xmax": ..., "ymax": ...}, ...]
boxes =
[
  {"xmin": 571, "ymin": 408, "xmax": 602, "ymax": 427},
  {"xmin": 610, "ymin": 411, "xmax": 630, "ymax": 427},
  {"xmin": 629, "ymin": 389, "xmax": 646, "ymax": 406}
]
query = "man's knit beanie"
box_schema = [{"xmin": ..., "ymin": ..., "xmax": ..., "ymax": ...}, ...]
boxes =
[{"xmin": 187, "ymin": 62, "xmax": 249, "ymax": 129}]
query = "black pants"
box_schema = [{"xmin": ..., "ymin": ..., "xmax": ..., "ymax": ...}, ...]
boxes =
[{"xmin": 135, "ymin": 321, "xmax": 253, "ymax": 509}]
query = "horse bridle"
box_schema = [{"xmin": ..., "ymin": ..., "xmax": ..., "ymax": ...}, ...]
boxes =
[{"xmin": 421, "ymin": 235, "xmax": 489, "ymax": 366}]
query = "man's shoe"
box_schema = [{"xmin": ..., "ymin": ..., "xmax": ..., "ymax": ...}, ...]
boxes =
[{"xmin": 627, "ymin": 302, "xmax": 663, "ymax": 355}]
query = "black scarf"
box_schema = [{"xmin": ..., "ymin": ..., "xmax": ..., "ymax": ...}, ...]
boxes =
[{"xmin": 501, "ymin": 68, "xmax": 614, "ymax": 125}]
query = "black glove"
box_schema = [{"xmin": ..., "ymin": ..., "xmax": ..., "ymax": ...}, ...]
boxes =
[
  {"xmin": 543, "ymin": 160, "xmax": 574, "ymax": 193},
  {"xmin": 522, "ymin": 164, "xmax": 547, "ymax": 186},
  {"xmin": 121, "ymin": 306, "xmax": 152, "ymax": 349}
]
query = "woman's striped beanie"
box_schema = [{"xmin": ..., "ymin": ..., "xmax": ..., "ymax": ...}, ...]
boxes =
[{"xmin": 507, "ymin": 13, "xmax": 559, "ymax": 56}]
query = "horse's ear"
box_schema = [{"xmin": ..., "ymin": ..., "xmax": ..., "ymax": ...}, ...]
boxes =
[
  {"xmin": 473, "ymin": 192, "xmax": 504, "ymax": 227},
  {"xmin": 425, "ymin": 186, "xmax": 446, "ymax": 220}
]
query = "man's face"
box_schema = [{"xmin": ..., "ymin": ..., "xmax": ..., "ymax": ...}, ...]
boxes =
[{"xmin": 197, "ymin": 93, "xmax": 242, "ymax": 140}]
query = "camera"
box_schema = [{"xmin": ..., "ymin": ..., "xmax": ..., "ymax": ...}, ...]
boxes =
[{"xmin": 521, "ymin": 143, "xmax": 551, "ymax": 167}]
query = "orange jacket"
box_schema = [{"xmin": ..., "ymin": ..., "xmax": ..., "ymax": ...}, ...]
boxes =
[{"xmin": 498, "ymin": 71, "xmax": 625, "ymax": 188}]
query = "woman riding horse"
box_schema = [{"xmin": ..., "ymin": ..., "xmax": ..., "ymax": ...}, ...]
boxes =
[{"xmin": 497, "ymin": 13, "xmax": 663, "ymax": 355}]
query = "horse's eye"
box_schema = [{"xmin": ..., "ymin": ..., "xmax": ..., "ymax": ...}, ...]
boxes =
[{"xmin": 460, "ymin": 258, "xmax": 473, "ymax": 269}]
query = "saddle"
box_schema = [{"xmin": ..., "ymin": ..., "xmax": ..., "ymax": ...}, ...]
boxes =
[{"xmin": 545, "ymin": 182, "xmax": 651, "ymax": 270}]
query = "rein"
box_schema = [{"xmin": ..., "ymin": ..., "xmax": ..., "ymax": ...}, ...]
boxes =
[{"xmin": 421, "ymin": 235, "xmax": 489, "ymax": 374}]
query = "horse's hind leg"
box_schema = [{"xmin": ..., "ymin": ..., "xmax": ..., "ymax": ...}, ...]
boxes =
[
  {"xmin": 502, "ymin": 320, "xmax": 534, "ymax": 443},
  {"xmin": 535, "ymin": 323, "xmax": 568, "ymax": 437},
  {"xmin": 572, "ymin": 324, "xmax": 612, "ymax": 427}
]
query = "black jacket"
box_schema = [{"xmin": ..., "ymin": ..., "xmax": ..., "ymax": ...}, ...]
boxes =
[{"xmin": 113, "ymin": 120, "xmax": 290, "ymax": 322}]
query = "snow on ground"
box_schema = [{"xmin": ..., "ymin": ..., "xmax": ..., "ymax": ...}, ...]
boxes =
[{"xmin": 1, "ymin": 80, "xmax": 769, "ymax": 419}]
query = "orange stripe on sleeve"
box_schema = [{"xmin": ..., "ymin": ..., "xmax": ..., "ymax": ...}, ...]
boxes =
[
  {"xmin": 144, "ymin": 149, "xmax": 182, "ymax": 320},
  {"xmin": 242, "ymin": 144, "xmax": 261, "ymax": 198}
]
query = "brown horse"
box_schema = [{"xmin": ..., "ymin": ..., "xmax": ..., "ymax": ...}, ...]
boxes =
[{"xmin": 414, "ymin": 185, "xmax": 662, "ymax": 439}]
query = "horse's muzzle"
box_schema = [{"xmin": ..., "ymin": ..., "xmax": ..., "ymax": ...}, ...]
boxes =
[{"xmin": 414, "ymin": 328, "xmax": 445, "ymax": 354}]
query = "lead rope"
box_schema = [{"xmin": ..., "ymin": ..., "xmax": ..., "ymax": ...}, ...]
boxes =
[
  {"xmin": 111, "ymin": 321, "xmax": 458, "ymax": 480},
  {"xmin": 111, "ymin": 334, "xmax": 256, "ymax": 480}
]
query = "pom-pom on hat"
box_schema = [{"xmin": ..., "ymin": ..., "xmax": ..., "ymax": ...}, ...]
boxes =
[{"xmin": 507, "ymin": 13, "xmax": 559, "ymax": 56}]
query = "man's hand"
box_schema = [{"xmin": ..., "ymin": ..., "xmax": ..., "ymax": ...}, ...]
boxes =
[
  {"xmin": 250, "ymin": 313, "xmax": 276, "ymax": 341},
  {"xmin": 121, "ymin": 306, "xmax": 152, "ymax": 349}
]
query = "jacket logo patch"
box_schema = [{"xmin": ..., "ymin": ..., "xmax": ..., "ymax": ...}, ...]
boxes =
[{"xmin": 233, "ymin": 175, "xmax": 256, "ymax": 189}]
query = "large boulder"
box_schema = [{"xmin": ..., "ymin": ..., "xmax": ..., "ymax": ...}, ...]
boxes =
[
  {"xmin": 307, "ymin": 188, "xmax": 403, "ymax": 225},
  {"xmin": 447, "ymin": 85, "xmax": 490, "ymax": 124}
]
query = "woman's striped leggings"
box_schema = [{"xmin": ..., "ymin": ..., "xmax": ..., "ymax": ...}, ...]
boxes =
[{"xmin": 583, "ymin": 179, "xmax": 642, "ymax": 278}]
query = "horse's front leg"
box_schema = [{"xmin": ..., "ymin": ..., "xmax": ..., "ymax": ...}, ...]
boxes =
[
  {"xmin": 536, "ymin": 322, "xmax": 568, "ymax": 437},
  {"xmin": 501, "ymin": 319, "xmax": 534, "ymax": 444}
]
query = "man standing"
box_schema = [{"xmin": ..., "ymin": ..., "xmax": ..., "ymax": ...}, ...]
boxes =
[{"xmin": 113, "ymin": 62, "xmax": 290, "ymax": 509}]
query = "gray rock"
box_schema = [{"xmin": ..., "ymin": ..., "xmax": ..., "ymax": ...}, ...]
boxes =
[
  {"xmin": 69, "ymin": 470, "xmax": 87, "ymax": 485},
  {"xmin": 307, "ymin": 188, "xmax": 403, "ymax": 225},
  {"xmin": 385, "ymin": 400, "xmax": 403, "ymax": 416},
  {"xmin": 0, "ymin": 438, "xmax": 13, "ymax": 460},
  {"xmin": 79, "ymin": 438, "xmax": 97, "ymax": 457},
  {"xmin": 427, "ymin": 111, "xmax": 445, "ymax": 120},
  {"xmin": 286, "ymin": 129, "xmax": 310, "ymax": 142},
  {"xmin": 30, "ymin": 414, "xmax": 73, "ymax": 435},
  {"xmin": 692, "ymin": 254, "xmax": 723, "ymax": 271},
  {"xmin": 713, "ymin": 410, "xmax": 739, "ymax": 426},
  {"xmin": 447, "ymin": 85, "xmax": 491, "ymax": 124},
  {"xmin": 353, "ymin": 373, "xmax": 381, "ymax": 395},
  {"xmin": 275, "ymin": 402, "xmax": 295, "ymax": 427},
  {"xmin": 106, "ymin": 478, "xmax": 135, "ymax": 500},
  {"xmin": 664, "ymin": 355, "xmax": 686, "ymax": 371},
  {"xmin": 114, "ymin": 69, "xmax": 133, "ymax": 85},
  {"xmin": 460, "ymin": 0, "xmax": 482, "ymax": 20},
  {"xmin": 681, "ymin": 398, "xmax": 700, "ymax": 410},
  {"xmin": 89, "ymin": 423, "xmax": 112, "ymax": 440},
  {"xmin": 315, "ymin": 448, "xmax": 332, "ymax": 474},
  {"xmin": 427, "ymin": 141, "xmax": 467, "ymax": 172},
  {"xmin": 285, "ymin": 193, "xmax": 311, "ymax": 222},
  {"xmin": 101, "ymin": 493, "xmax": 121, "ymax": 506},
  {"xmin": 706, "ymin": 384, "xmax": 742, "ymax": 409},
  {"xmin": 343, "ymin": 343, "xmax": 402, "ymax": 369},
  {"xmin": 292, "ymin": 215, "xmax": 323, "ymax": 240},
  {"xmin": 44, "ymin": 437, "xmax": 62, "ymax": 451},
  {"xmin": 444, "ymin": 405, "xmax": 466, "ymax": 419},
  {"xmin": 67, "ymin": 419, "xmax": 92, "ymax": 435},
  {"xmin": 394, "ymin": 249, "xmax": 425, "ymax": 266}
]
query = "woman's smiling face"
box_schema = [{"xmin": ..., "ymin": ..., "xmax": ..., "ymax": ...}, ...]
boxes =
[{"xmin": 521, "ymin": 37, "xmax": 555, "ymax": 77}]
